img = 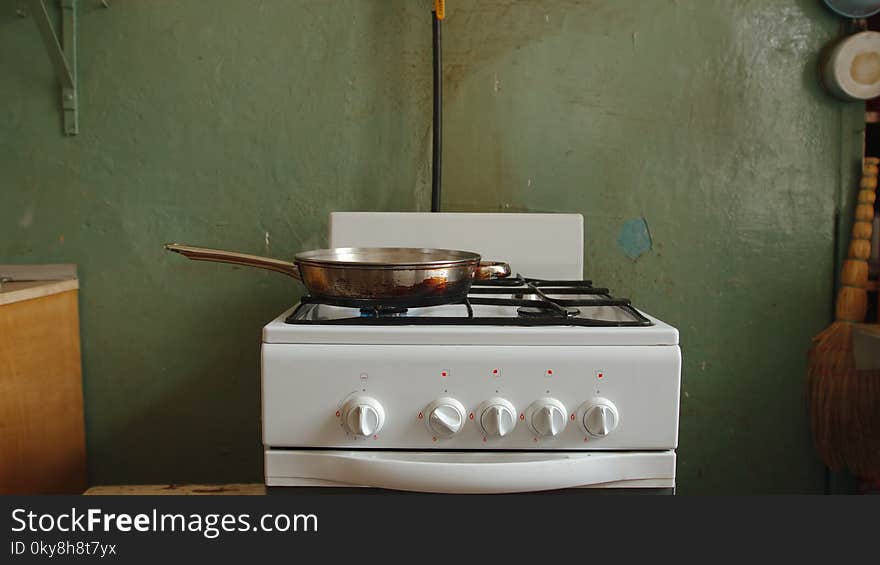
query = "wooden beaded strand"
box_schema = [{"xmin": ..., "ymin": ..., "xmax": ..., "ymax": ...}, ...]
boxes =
[{"xmin": 837, "ymin": 158, "xmax": 877, "ymax": 323}]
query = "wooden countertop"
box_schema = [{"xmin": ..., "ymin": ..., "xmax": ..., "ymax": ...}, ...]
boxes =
[
  {"xmin": 0, "ymin": 279, "xmax": 79, "ymax": 306},
  {"xmin": 0, "ymin": 264, "xmax": 78, "ymax": 306},
  {"xmin": 84, "ymin": 484, "xmax": 266, "ymax": 495}
]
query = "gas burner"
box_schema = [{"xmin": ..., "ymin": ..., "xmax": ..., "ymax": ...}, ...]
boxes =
[
  {"xmin": 359, "ymin": 306, "xmax": 409, "ymax": 318},
  {"xmin": 517, "ymin": 305, "xmax": 581, "ymax": 318}
]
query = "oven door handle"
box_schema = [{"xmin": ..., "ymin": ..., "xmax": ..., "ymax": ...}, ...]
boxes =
[{"xmin": 266, "ymin": 450, "xmax": 675, "ymax": 493}]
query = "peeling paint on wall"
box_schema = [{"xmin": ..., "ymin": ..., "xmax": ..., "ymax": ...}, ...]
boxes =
[
  {"xmin": 618, "ymin": 217, "xmax": 653, "ymax": 260},
  {"xmin": 17, "ymin": 207, "xmax": 34, "ymax": 228}
]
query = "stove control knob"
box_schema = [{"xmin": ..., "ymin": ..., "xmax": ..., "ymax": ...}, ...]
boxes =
[
  {"xmin": 426, "ymin": 398, "xmax": 466, "ymax": 438},
  {"xmin": 580, "ymin": 398, "xmax": 619, "ymax": 438},
  {"xmin": 477, "ymin": 398, "xmax": 517, "ymax": 438},
  {"xmin": 527, "ymin": 398, "xmax": 567, "ymax": 437},
  {"xmin": 341, "ymin": 397, "xmax": 386, "ymax": 437}
]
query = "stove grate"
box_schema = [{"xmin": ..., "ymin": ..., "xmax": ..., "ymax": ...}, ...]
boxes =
[{"xmin": 285, "ymin": 276, "xmax": 653, "ymax": 327}]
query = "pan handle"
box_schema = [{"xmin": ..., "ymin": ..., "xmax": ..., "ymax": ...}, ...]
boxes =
[
  {"xmin": 475, "ymin": 260, "xmax": 511, "ymax": 280},
  {"xmin": 165, "ymin": 243, "xmax": 302, "ymax": 281}
]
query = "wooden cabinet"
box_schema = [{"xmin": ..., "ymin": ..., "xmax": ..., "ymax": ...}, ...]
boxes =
[{"xmin": 0, "ymin": 266, "xmax": 86, "ymax": 494}]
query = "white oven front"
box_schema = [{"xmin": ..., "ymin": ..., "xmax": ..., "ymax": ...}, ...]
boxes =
[
  {"xmin": 261, "ymin": 344, "xmax": 681, "ymax": 451},
  {"xmin": 262, "ymin": 342, "xmax": 680, "ymax": 494}
]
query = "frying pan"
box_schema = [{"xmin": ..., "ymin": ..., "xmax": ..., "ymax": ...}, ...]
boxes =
[{"xmin": 165, "ymin": 244, "xmax": 510, "ymax": 307}]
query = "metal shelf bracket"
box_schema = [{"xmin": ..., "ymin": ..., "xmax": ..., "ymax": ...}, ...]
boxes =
[{"xmin": 28, "ymin": 0, "xmax": 78, "ymax": 135}]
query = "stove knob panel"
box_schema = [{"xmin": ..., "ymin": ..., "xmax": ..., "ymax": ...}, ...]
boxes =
[
  {"xmin": 527, "ymin": 398, "xmax": 567, "ymax": 437},
  {"xmin": 341, "ymin": 396, "xmax": 386, "ymax": 437},
  {"xmin": 426, "ymin": 398, "xmax": 466, "ymax": 438},
  {"xmin": 580, "ymin": 398, "xmax": 619, "ymax": 438},
  {"xmin": 477, "ymin": 398, "xmax": 517, "ymax": 438}
]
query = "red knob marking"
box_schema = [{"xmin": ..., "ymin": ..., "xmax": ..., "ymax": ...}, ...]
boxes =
[
  {"xmin": 469, "ymin": 413, "xmax": 475, "ymax": 420},
  {"xmin": 570, "ymin": 413, "xmax": 575, "ymax": 421},
  {"xmin": 519, "ymin": 413, "xmax": 525, "ymax": 420},
  {"xmin": 335, "ymin": 410, "xmax": 340, "ymax": 418},
  {"xmin": 418, "ymin": 412, "xmax": 423, "ymax": 420}
]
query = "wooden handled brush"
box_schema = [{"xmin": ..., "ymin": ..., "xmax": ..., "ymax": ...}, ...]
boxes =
[{"xmin": 808, "ymin": 157, "xmax": 880, "ymax": 478}]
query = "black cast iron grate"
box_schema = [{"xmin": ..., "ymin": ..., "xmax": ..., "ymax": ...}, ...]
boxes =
[{"xmin": 285, "ymin": 276, "xmax": 653, "ymax": 327}]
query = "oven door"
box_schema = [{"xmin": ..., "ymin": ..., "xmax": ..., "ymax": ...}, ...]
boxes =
[{"xmin": 265, "ymin": 450, "xmax": 675, "ymax": 494}]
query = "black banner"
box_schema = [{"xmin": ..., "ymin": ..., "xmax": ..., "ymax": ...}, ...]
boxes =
[{"xmin": 1, "ymin": 494, "xmax": 875, "ymax": 561}]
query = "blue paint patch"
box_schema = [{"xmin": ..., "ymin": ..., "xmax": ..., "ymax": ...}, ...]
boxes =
[{"xmin": 618, "ymin": 218, "xmax": 652, "ymax": 260}]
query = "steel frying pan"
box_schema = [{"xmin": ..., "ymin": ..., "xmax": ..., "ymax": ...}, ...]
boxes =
[{"xmin": 165, "ymin": 244, "xmax": 510, "ymax": 307}]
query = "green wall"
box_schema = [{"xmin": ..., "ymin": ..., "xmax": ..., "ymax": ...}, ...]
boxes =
[{"xmin": 0, "ymin": 1, "xmax": 861, "ymax": 493}]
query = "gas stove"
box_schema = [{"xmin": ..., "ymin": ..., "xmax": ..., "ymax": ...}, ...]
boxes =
[{"xmin": 262, "ymin": 213, "xmax": 681, "ymax": 493}]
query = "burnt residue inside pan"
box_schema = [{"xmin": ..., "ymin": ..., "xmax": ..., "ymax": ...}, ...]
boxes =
[
  {"xmin": 328, "ymin": 277, "xmax": 469, "ymax": 299},
  {"xmin": 394, "ymin": 277, "xmax": 470, "ymax": 298},
  {"xmin": 404, "ymin": 276, "xmax": 450, "ymax": 296}
]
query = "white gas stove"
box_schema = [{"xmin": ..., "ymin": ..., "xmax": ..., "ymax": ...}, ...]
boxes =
[{"xmin": 262, "ymin": 213, "xmax": 681, "ymax": 493}]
